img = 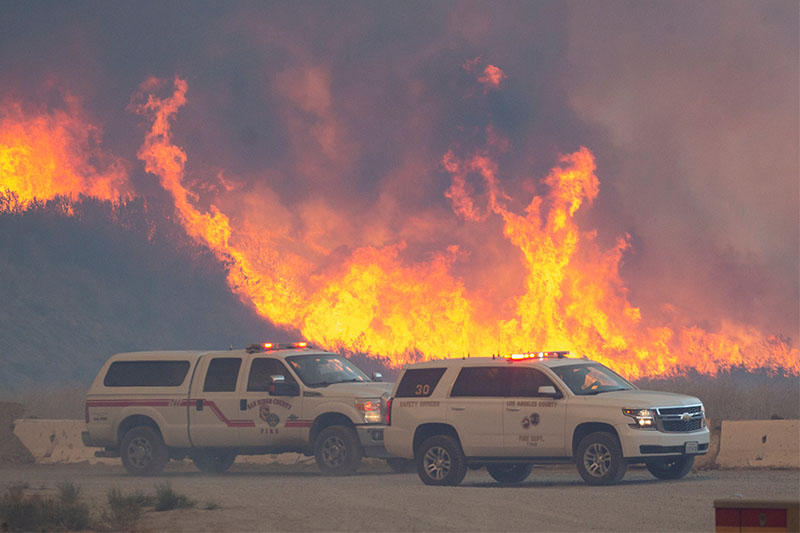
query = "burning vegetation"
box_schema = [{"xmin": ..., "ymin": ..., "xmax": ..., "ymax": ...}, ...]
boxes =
[{"xmin": 1, "ymin": 71, "xmax": 797, "ymax": 380}]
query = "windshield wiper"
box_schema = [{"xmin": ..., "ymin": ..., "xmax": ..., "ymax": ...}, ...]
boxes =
[
  {"xmin": 583, "ymin": 387, "xmax": 628, "ymax": 396},
  {"xmin": 308, "ymin": 381, "xmax": 335, "ymax": 388}
]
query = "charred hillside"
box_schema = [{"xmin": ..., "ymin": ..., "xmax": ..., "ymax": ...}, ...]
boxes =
[{"xmin": 0, "ymin": 198, "xmax": 288, "ymax": 388}]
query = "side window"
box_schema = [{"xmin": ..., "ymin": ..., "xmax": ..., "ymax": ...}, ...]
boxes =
[
  {"xmin": 508, "ymin": 367, "xmax": 560, "ymax": 397},
  {"xmin": 248, "ymin": 358, "xmax": 296, "ymax": 392},
  {"xmin": 450, "ymin": 367, "xmax": 510, "ymax": 397},
  {"xmin": 104, "ymin": 361, "xmax": 190, "ymax": 387},
  {"xmin": 203, "ymin": 358, "xmax": 242, "ymax": 392},
  {"xmin": 395, "ymin": 368, "xmax": 446, "ymax": 398}
]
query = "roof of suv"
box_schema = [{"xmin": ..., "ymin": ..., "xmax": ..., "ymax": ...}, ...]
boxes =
[{"xmin": 402, "ymin": 355, "xmax": 594, "ymax": 370}]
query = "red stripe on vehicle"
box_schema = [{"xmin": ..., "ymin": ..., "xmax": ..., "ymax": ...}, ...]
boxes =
[
  {"xmin": 182, "ymin": 399, "xmax": 256, "ymax": 428},
  {"xmin": 87, "ymin": 398, "xmax": 255, "ymax": 428}
]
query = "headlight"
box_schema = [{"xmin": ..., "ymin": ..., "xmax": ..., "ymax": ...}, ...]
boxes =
[
  {"xmin": 622, "ymin": 408, "xmax": 655, "ymax": 429},
  {"xmin": 355, "ymin": 398, "xmax": 383, "ymax": 424}
]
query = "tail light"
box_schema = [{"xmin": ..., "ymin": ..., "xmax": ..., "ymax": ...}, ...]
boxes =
[{"xmin": 385, "ymin": 397, "xmax": 393, "ymax": 426}]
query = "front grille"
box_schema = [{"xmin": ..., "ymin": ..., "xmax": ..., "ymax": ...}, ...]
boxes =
[{"xmin": 655, "ymin": 405, "xmax": 704, "ymax": 433}]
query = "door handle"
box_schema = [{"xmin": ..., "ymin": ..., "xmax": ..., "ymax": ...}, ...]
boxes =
[
  {"xmin": 195, "ymin": 399, "xmax": 204, "ymax": 411},
  {"xmin": 240, "ymin": 399, "xmax": 247, "ymax": 411},
  {"xmin": 450, "ymin": 406, "xmax": 466, "ymax": 411}
]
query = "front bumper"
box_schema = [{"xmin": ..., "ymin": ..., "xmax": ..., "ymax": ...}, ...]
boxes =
[
  {"xmin": 618, "ymin": 424, "xmax": 710, "ymax": 459},
  {"xmin": 356, "ymin": 425, "xmax": 389, "ymax": 458}
]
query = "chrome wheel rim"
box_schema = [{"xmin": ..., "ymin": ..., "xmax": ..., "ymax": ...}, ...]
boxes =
[
  {"xmin": 127, "ymin": 436, "xmax": 152, "ymax": 468},
  {"xmin": 321, "ymin": 436, "xmax": 346, "ymax": 467},
  {"xmin": 583, "ymin": 442, "xmax": 611, "ymax": 477},
  {"xmin": 423, "ymin": 446, "xmax": 451, "ymax": 481}
]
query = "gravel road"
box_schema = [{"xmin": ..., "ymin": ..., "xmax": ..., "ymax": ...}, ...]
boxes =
[{"xmin": 2, "ymin": 461, "xmax": 798, "ymax": 532}]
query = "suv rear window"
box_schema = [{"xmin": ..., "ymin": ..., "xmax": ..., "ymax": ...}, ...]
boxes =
[
  {"xmin": 395, "ymin": 368, "xmax": 446, "ymax": 397},
  {"xmin": 450, "ymin": 367, "xmax": 509, "ymax": 397},
  {"xmin": 104, "ymin": 361, "xmax": 190, "ymax": 387}
]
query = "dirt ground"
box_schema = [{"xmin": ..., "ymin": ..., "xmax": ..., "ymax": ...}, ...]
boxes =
[{"xmin": 2, "ymin": 461, "xmax": 798, "ymax": 532}]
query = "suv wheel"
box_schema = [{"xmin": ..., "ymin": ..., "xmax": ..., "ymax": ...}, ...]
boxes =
[
  {"xmin": 487, "ymin": 463, "xmax": 533, "ymax": 484},
  {"xmin": 314, "ymin": 425, "xmax": 363, "ymax": 475},
  {"xmin": 191, "ymin": 450, "xmax": 237, "ymax": 474},
  {"xmin": 416, "ymin": 435, "xmax": 467, "ymax": 486},
  {"xmin": 120, "ymin": 426, "xmax": 169, "ymax": 476},
  {"xmin": 646, "ymin": 455, "xmax": 694, "ymax": 480},
  {"xmin": 575, "ymin": 431, "xmax": 627, "ymax": 486}
]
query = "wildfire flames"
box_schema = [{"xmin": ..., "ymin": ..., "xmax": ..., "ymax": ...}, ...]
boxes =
[{"xmin": 1, "ymin": 74, "xmax": 797, "ymax": 378}]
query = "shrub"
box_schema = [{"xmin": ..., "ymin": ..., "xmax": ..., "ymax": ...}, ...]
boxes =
[
  {"xmin": 154, "ymin": 482, "xmax": 195, "ymax": 512},
  {"xmin": 103, "ymin": 487, "xmax": 143, "ymax": 529},
  {"xmin": 0, "ymin": 482, "xmax": 89, "ymax": 531}
]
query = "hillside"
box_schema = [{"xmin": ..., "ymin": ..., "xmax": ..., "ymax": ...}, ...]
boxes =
[{"xmin": 0, "ymin": 198, "xmax": 289, "ymax": 389}]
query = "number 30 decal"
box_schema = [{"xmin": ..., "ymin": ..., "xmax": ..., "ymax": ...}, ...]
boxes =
[{"xmin": 415, "ymin": 384, "xmax": 431, "ymax": 396}]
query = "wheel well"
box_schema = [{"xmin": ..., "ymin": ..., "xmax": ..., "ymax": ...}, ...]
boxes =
[
  {"xmin": 310, "ymin": 413, "xmax": 354, "ymax": 444},
  {"xmin": 571, "ymin": 422, "xmax": 619, "ymax": 456},
  {"xmin": 413, "ymin": 423, "xmax": 460, "ymax": 455},
  {"xmin": 116, "ymin": 415, "xmax": 161, "ymax": 445}
]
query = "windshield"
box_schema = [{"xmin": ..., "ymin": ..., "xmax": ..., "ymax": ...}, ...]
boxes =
[
  {"xmin": 550, "ymin": 363, "xmax": 635, "ymax": 396},
  {"xmin": 286, "ymin": 354, "xmax": 371, "ymax": 387}
]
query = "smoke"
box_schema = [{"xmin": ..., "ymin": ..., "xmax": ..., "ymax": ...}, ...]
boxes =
[{"xmin": 1, "ymin": 2, "xmax": 797, "ymax": 375}]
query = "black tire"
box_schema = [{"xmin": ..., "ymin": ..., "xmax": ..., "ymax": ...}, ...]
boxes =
[
  {"xmin": 487, "ymin": 463, "xmax": 533, "ymax": 484},
  {"xmin": 191, "ymin": 450, "xmax": 237, "ymax": 474},
  {"xmin": 646, "ymin": 455, "xmax": 694, "ymax": 480},
  {"xmin": 386, "ymin": 458, "xmax": 416, "ymax": 473},
  {"xmin": 575, "ymin": 431, "xmax": 627, "ymax": 486},
  {"xmin": 415, "ymin": 435, "xmax": 467, "ymax": 486},
  {"xmin": 120, "ymin": 426, "xmax": 169, "ymax": 476},
  {"xmin": 314, "ymin": 425, "xmax": 363, "ymax": 475}
]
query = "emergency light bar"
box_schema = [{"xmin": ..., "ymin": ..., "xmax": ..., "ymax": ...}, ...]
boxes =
[
  {"xmin": 507, "ymin": 351, "xmax": 570, "ymax": 361},
  {"xmin": 246, "ymin": 342, "xmax": 312, "ymax": 354}
]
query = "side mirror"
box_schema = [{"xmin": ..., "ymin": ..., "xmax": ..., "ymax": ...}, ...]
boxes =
[
  {"xmin": 538, "ymin": 385, "xmax": 562, "ymax": 399},
  {"xmin": 268, "ymin": 375, "xmax": 300, "ymax": 397},
  {"xmin": 372, "ymin": 372, "xmax": 383, "ymax": 382}
]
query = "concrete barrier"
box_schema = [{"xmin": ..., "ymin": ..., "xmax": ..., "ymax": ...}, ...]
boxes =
[
  {"xmin": 715, "ymin": 420, "xmax": 799, "ymax": 468},
  {"xmin": 13, "ymin": 419, "xmax": 116, "ymax": 465}
]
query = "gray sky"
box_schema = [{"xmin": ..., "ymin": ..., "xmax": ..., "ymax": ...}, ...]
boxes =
[{"xmin": 1, "ymin": 1, "xmax": 797, "ymax": 345}]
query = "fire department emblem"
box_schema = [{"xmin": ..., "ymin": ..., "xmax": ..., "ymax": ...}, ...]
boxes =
[
  {"xmin": 259, "ymin": 406, "xmax": 280, "ymax": 427},
  {"xmin": 522, "ymin": 413, "xmax": 540, "ymax": 429}
]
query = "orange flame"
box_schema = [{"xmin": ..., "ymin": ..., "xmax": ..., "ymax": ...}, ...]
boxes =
[
  {"xmin": 130, "ymin": 77, "xmax": 797, "ymax": 377},
  {"xmin": 0, "ymin": 101, "xmax": 129, "ymax": 212},
  {"xmin": 3, "ymin": 76, "xmax": 797, "ymax": 378}
]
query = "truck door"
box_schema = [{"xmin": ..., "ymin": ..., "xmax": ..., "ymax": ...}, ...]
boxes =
[
  {"xmin": 188, "ymin": 356, "xmax": 251, "ymax": 446},
  {"xmin": 446, "ymin": 367, "xmax": 504, "ymax": 456},
  {"xmin": 502, "ymin": 367, "xmax": 567, "ymax": 456},
  {"xmin": 239, "ymin": 356, "xmax": 304, "ymax": 448}
]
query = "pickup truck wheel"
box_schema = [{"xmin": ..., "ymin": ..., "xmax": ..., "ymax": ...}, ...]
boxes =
[
  {"xmin": 487, "ymin": 463, "xmax": 533, "ymax": 483},
  {"xmin": 416, "ymin": 435, "xmax": 467, "ymax": 486},
  {"xmin": 576, "ymin": 431, "xmax": 627, "ymax": 486},
  {"xmin": 385, "ymin": 458, "xmax": 415, "ymax": 473},
  {"xmin": 191, "ymin": 451, "xmax": 237, "ymax": 474},
  {"xmin": 314, "ymin": 425, "xmax": 363, "ymax": 475},
  {"xmin": 646, "ymin": 455, "xmax": 694, "ymax": 480},
  {"xmin": 120, "ymin": 426, "xmax": 168, "ymax": 476}
]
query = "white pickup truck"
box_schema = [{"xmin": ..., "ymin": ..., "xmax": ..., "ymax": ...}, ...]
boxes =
[
  {"xmin": 82, "ymin": 342, "xmax": 392, "ymax": 475},
  {"xmin": 384, "ymin": 352, "xmax": 710, "ymax": 485}
]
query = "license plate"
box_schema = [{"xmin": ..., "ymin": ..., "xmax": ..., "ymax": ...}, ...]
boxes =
[{"xmin": 685, "ymin": 441, "xmax": 699, "ymax": 454}]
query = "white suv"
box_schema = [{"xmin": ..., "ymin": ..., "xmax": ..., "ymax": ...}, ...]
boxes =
[{"xmin": 384, "ymin": 352, "xmax": 709, "ymax": 486}]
